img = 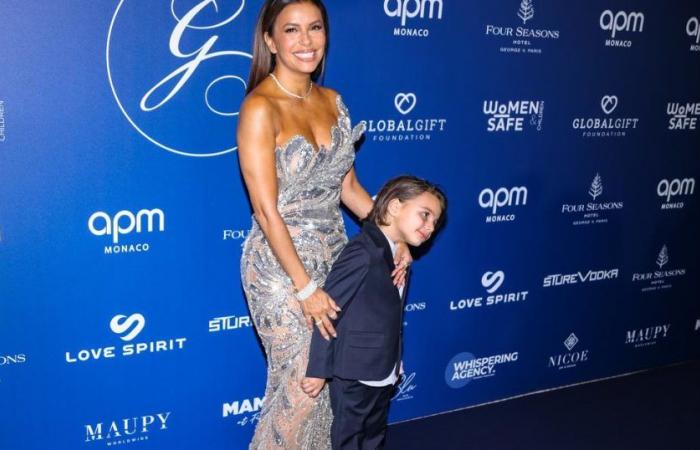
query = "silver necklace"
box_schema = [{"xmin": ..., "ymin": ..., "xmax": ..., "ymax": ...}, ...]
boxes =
[{"xmin": 269, "ymin": 73, "xmax": 313, "ymax": 100}]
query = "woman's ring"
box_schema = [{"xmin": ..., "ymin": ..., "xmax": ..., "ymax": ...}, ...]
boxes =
[{"xmin": 315, "ymin": 319, "xmax": 323, "ymax": 325}]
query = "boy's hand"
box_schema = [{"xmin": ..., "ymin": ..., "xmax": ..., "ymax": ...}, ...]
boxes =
[
  {"xmin": 301, "ymin": 377, "xmax": 326, "ymax": 398},
  {"xmin": 392, "ymin": 242, "xmax": 412, "ymax": 287}
]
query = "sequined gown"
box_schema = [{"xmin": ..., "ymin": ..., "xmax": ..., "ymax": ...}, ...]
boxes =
[{"xmin": 241, "ymin": 95, "xmax": 365, "ymax": 450}]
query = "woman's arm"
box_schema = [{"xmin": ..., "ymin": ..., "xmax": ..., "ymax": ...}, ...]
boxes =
[
  {"xmin": 340, "ymin": 167, "xmax": 412, "ymax": 286},
  {"xmin": 237, "ymin": 96, "xmax": 339, "ymax": 339},
  {"xmin": 340, "ymin": 167, "xmax": 373, "ymax": 219}
]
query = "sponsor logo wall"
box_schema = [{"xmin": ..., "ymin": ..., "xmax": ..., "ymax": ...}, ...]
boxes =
[{"xmin": 1, "ymin": 1, "xmax": 698, "ymax": 449}]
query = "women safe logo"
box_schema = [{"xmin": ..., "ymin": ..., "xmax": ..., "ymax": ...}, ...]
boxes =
[{"xmin": 107, "ymin": 0, "xmax": 253, "ymax": 157}]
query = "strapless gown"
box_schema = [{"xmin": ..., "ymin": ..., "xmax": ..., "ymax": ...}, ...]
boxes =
[{"xmin": 241, "ymin": 95, "xmax": 365, "ymax": 450}]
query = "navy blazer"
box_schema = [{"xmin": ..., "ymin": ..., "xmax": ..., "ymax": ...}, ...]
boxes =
[{"xmin": 306, "ymin": 221, "xmax": 407, "ymax": 381}]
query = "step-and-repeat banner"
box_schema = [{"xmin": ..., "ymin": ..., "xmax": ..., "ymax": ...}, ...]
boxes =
[{"xmin": 2, "ymin": 1, "xmax": 699, "ymax": 449}]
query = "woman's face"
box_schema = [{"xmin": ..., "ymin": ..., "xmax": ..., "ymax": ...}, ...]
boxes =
[{"xmin": 265, "ymin": 2, "xmax": 326, "ymax": 75}]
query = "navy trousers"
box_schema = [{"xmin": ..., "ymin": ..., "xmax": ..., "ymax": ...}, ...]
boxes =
[{"xmin": 329, "ymin": 377, "xmax": 395, "ymax": 450}]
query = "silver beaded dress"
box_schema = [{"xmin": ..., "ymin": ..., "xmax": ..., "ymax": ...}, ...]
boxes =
[{"xmin": 241, "ymin": 95, "xmax": 365, "ymax": 450}]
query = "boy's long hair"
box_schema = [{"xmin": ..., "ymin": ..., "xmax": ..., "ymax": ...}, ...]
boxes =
[{"xmin": 367, "ymin": 175, "xmax": 447, "ymax": 227}]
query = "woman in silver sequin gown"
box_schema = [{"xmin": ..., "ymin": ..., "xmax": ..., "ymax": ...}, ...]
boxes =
[{"xmin": 237, "ymin": 1, "xmax": 410, "ymax": 449}]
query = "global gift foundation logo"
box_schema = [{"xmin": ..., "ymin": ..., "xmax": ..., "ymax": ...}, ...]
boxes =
[
  {"xmin": 450, "ymin": 270, "xmax": 528, "ymax": 310},
  {"xmin": 363, "ymin": 92, "xmax": 447, "ymax": 143},
  {"xmin": 572, "ymin": 95, "xmax": 639, "ymax": 138},
  {"xmin": 85, "ymin": 411, "xmax": 171, "ymax": 446},
  {"xmin": 631, "ymin": 244, "xmax": 687, "ymax": 293},
  {"xmin": 484, "ymin": 0, "xmax": 560, "ymax": 55},
  {"xmin": 107, "ymin": 0, "xmax": 252, "ymax": 157},
  {"xmin": 65, "ymin": 313, "xmax": 186, "ymax": 364},
  {"xmin": 483, "ymin": 100, "xmax": 544, "ymax": 132},
  {"xmin": 383, "ymin": 0, "xmax": 444, "ymax": 38},
  {"xmin": 625, "ymin": 324, "xmax": 670, "ymax": 349},
  {"xmin": 88, "ymin": 208, "xmax": 165, "ymax": 255},
  {"xmin": 478, "ymin": 186, "xmax": 528, "ymax": 223},
  {"xmin": 560, "ymin": 173, "xmax": 624, "ymax": 226},
  {"xmin": 548, "ymin": 333, "xmax": 589, "ymax": 370},
  {"xmin": 445, "ymin": 351, "xmax": 519, "ymax": 388},
  {"xmin": 599, "ymin": 9, "xmax": 645, "ymax": 48}
]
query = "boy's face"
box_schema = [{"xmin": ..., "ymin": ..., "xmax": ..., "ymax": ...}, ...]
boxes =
[{"xmin": 390, "ymin": 192, "xmax": 442, "ymax": 247}]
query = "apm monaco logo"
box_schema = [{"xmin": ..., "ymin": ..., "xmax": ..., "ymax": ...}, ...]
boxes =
[
  {"xmin": 631, "ymin": 245, "xmax": 687, "ymax": 293},
  {"xmin": 543, "ymin": 267, "xmax": 619, "ymax": 288},
  {"xmin": 483, "ymin": 100, "xmax": 544, "ymax": 132},
  {"xmin": 0, "ymin": 100, "xmax": 6, "ymax": 143},
  {"xmin": 572, "ymin": 95, "xmax": 639, "ymax": 138},
  {"xmin": 450, "ymin": 270, "xmax": 528, "ymax": 310},
  {"xmin": 548, "ymin": 333, "xmax": 589, "ymax": 370},
  {"xmin": 107, "ymin": 0, "xmax": 252, "ymax": 157},
  {"xmin": 657, "ymin": 177, "xmax": 695, "ymax": 210},
  {"xmin": 65, "ymin": 313, "xmax": 186, "ymax": 364},
  {"xmin": 85, "ymin": 412, "xmax": 171, "ymax": 446},
  {"xmin": 88, "ymin": 208, "xmax": 165, "ymax": 255},
  {"xmin": 667, "ymin": 102, "xmax": 700, "ymax": 130},
  {"xmin": 484, "ymin": 0, "xmax": 560, "ymax": 55},
  {"xmin": 209, "ymin": 314, "xmax": 252, "ymax": 332},
  {"xmin": 599, "ymin": 9, "xmax": 645, "ymax": 48},
  {"xmin": 478, "ymin": 186, "xmax": 528, "ymax": 223},
  {"xmin": 364, "ymin": 92, "xmax": 447, "ymax": 143},
  {"xmin": 686, "ymin": 17, "xmax": 700, "ymax": 51},
  {"xmin": 223, "ymin": 396, "xmax": 263, "ymax": 426},
  {"xmin": 392, "ymin": 372, "xmax": 417, "ymax": 401},
  {"xmin": 0, "ymin": 353, "xmax": 27, "ymax": 366},
  {"xmin": 445, "ymin": 351, "xmax": 519, "ymax": 388},
  {"xmin": 625, "ymin": 324, "xmax": 671, "ymax": 349},
  {"xmin": 561, "ymin": 173, "xmax": 624, "ymax": 226},
  {"xmin": 383, "ymin": 0, "xmax": 443, "ymax": 38}
]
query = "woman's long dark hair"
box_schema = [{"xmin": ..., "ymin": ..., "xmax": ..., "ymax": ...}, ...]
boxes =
[{"xmin": 246, "ymin": 0, "xmax": 329, "ymax": 95}]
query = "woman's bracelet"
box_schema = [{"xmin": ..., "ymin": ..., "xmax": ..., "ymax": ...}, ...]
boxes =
[{"xmin": 294, "ymin": 279, "xmax": 317, "ymax": 302}]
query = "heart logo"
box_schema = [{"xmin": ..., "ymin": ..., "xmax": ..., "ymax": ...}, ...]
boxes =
[
  {"xmin": 110, "ymin": 313, "xmax": 146, "ymax": 342},
  {"xmin": 600, "ymin": 95, "xmax": 618, "ymax": 115},
  {"xmin": 394, "ymin": 93, "xmax": 417, "ymax": 115},
  {"xmin": 481, "ymin": 270, "xmax": 505, "ymax": 294}
]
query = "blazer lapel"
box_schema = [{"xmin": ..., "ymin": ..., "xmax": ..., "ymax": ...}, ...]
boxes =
[{"xmin": 362, "ymin": 222, "xmax": 402, "ymax": 299}]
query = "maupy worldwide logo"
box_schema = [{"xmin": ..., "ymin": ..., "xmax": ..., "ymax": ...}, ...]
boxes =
[
  {"xmin": 65, "ymin": 313, "xmax": 186, "ymax": 364},
  {"xmin": 631, "ymin": 244, "xmax": 687, "ymax": 293},
  {"xmin": 625, "ymin": 324, "xmax": 670, "ymax": 349},
  {"xmin": 223, "ymin": 396, "xmax": 264, "ymax": 426},
  {"xmin": 450, "ymin": 270, "xmax": 528, "ymax": 310},
  {"xmin": 483, "ymin": 100, "xmax": 544, "ymax": 132},
  {"xmin": 445, "ymin": 351, "xmax": 519, "ymax": 388},
  {"xmin": 478, "ymin": 186, "xmax": 528, "ymax": 223},
  {"xmin": 561, "ymin": 173, "xmax": 624, "ymax": 226},
  {"xmin": 547, "ymin": 333, "xmax": 589, "ymax": 370},
  {"xmin": 484, "ymin": 0, "xmax": 560, "ymax": 55},
  {"xmin": 363, "ymin": 92, "xmax": 447, "ymax": 143},
  {"xmin": 107, "ymin": 0, "xmax": 252, "ymax": 157},
  {"xmin": 667, "ymin": 102, "xmax": 700, "ymax": 131},
  {"xmin": 687, "ymin": 17, "xmax": 700, "ymax": 52},
  {"xmin": 383, "ymin": 0, "xmax": 444, "ymax": 38},
  {"xmin": 543, "ymin": 267, "xmax": 619, "ymax": 288},
  {"xmin": 657, "ymin": 177, "xmax": 695, "ymax": 210},
  {"xmin": 599, "ymin": 9, "xmax": 645, "ymax": 48},
  {"xmin": 88, "ymin": 208, "xmax": 165, "ymax": 255},
  {"xmin": 572, "ymin": 95, "xmax": 639, "ymax": 138},
  {"xmin": 85, "ymin": 411, "xmax": 171, "ymax": 446}
]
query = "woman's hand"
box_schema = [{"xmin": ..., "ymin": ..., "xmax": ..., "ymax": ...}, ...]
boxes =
[
  {"xmin": 300, "ymin": 288, "xmax": 341, "ymax": 340},
  {"xmin": 301, "ymin": 377, "xmax": 326, "ymax": 398},
  {"xmin": 392, "ymin": 242, "xmax": 412, "ymax": 287}
]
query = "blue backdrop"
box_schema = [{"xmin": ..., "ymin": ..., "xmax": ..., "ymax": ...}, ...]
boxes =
[{"xmin": 1, "ymin": 1, "xmax": 699, "ymax": 449}]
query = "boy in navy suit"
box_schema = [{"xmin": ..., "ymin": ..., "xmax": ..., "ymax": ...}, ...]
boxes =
[{"xmin": 304, "ymin": 175, "xmax": 446, "ymax": 450}]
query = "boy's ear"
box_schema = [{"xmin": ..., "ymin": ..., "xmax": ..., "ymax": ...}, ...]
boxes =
[{"xmin": 387, "ymin": 198, "xmax": 402, "ymax": 217}]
